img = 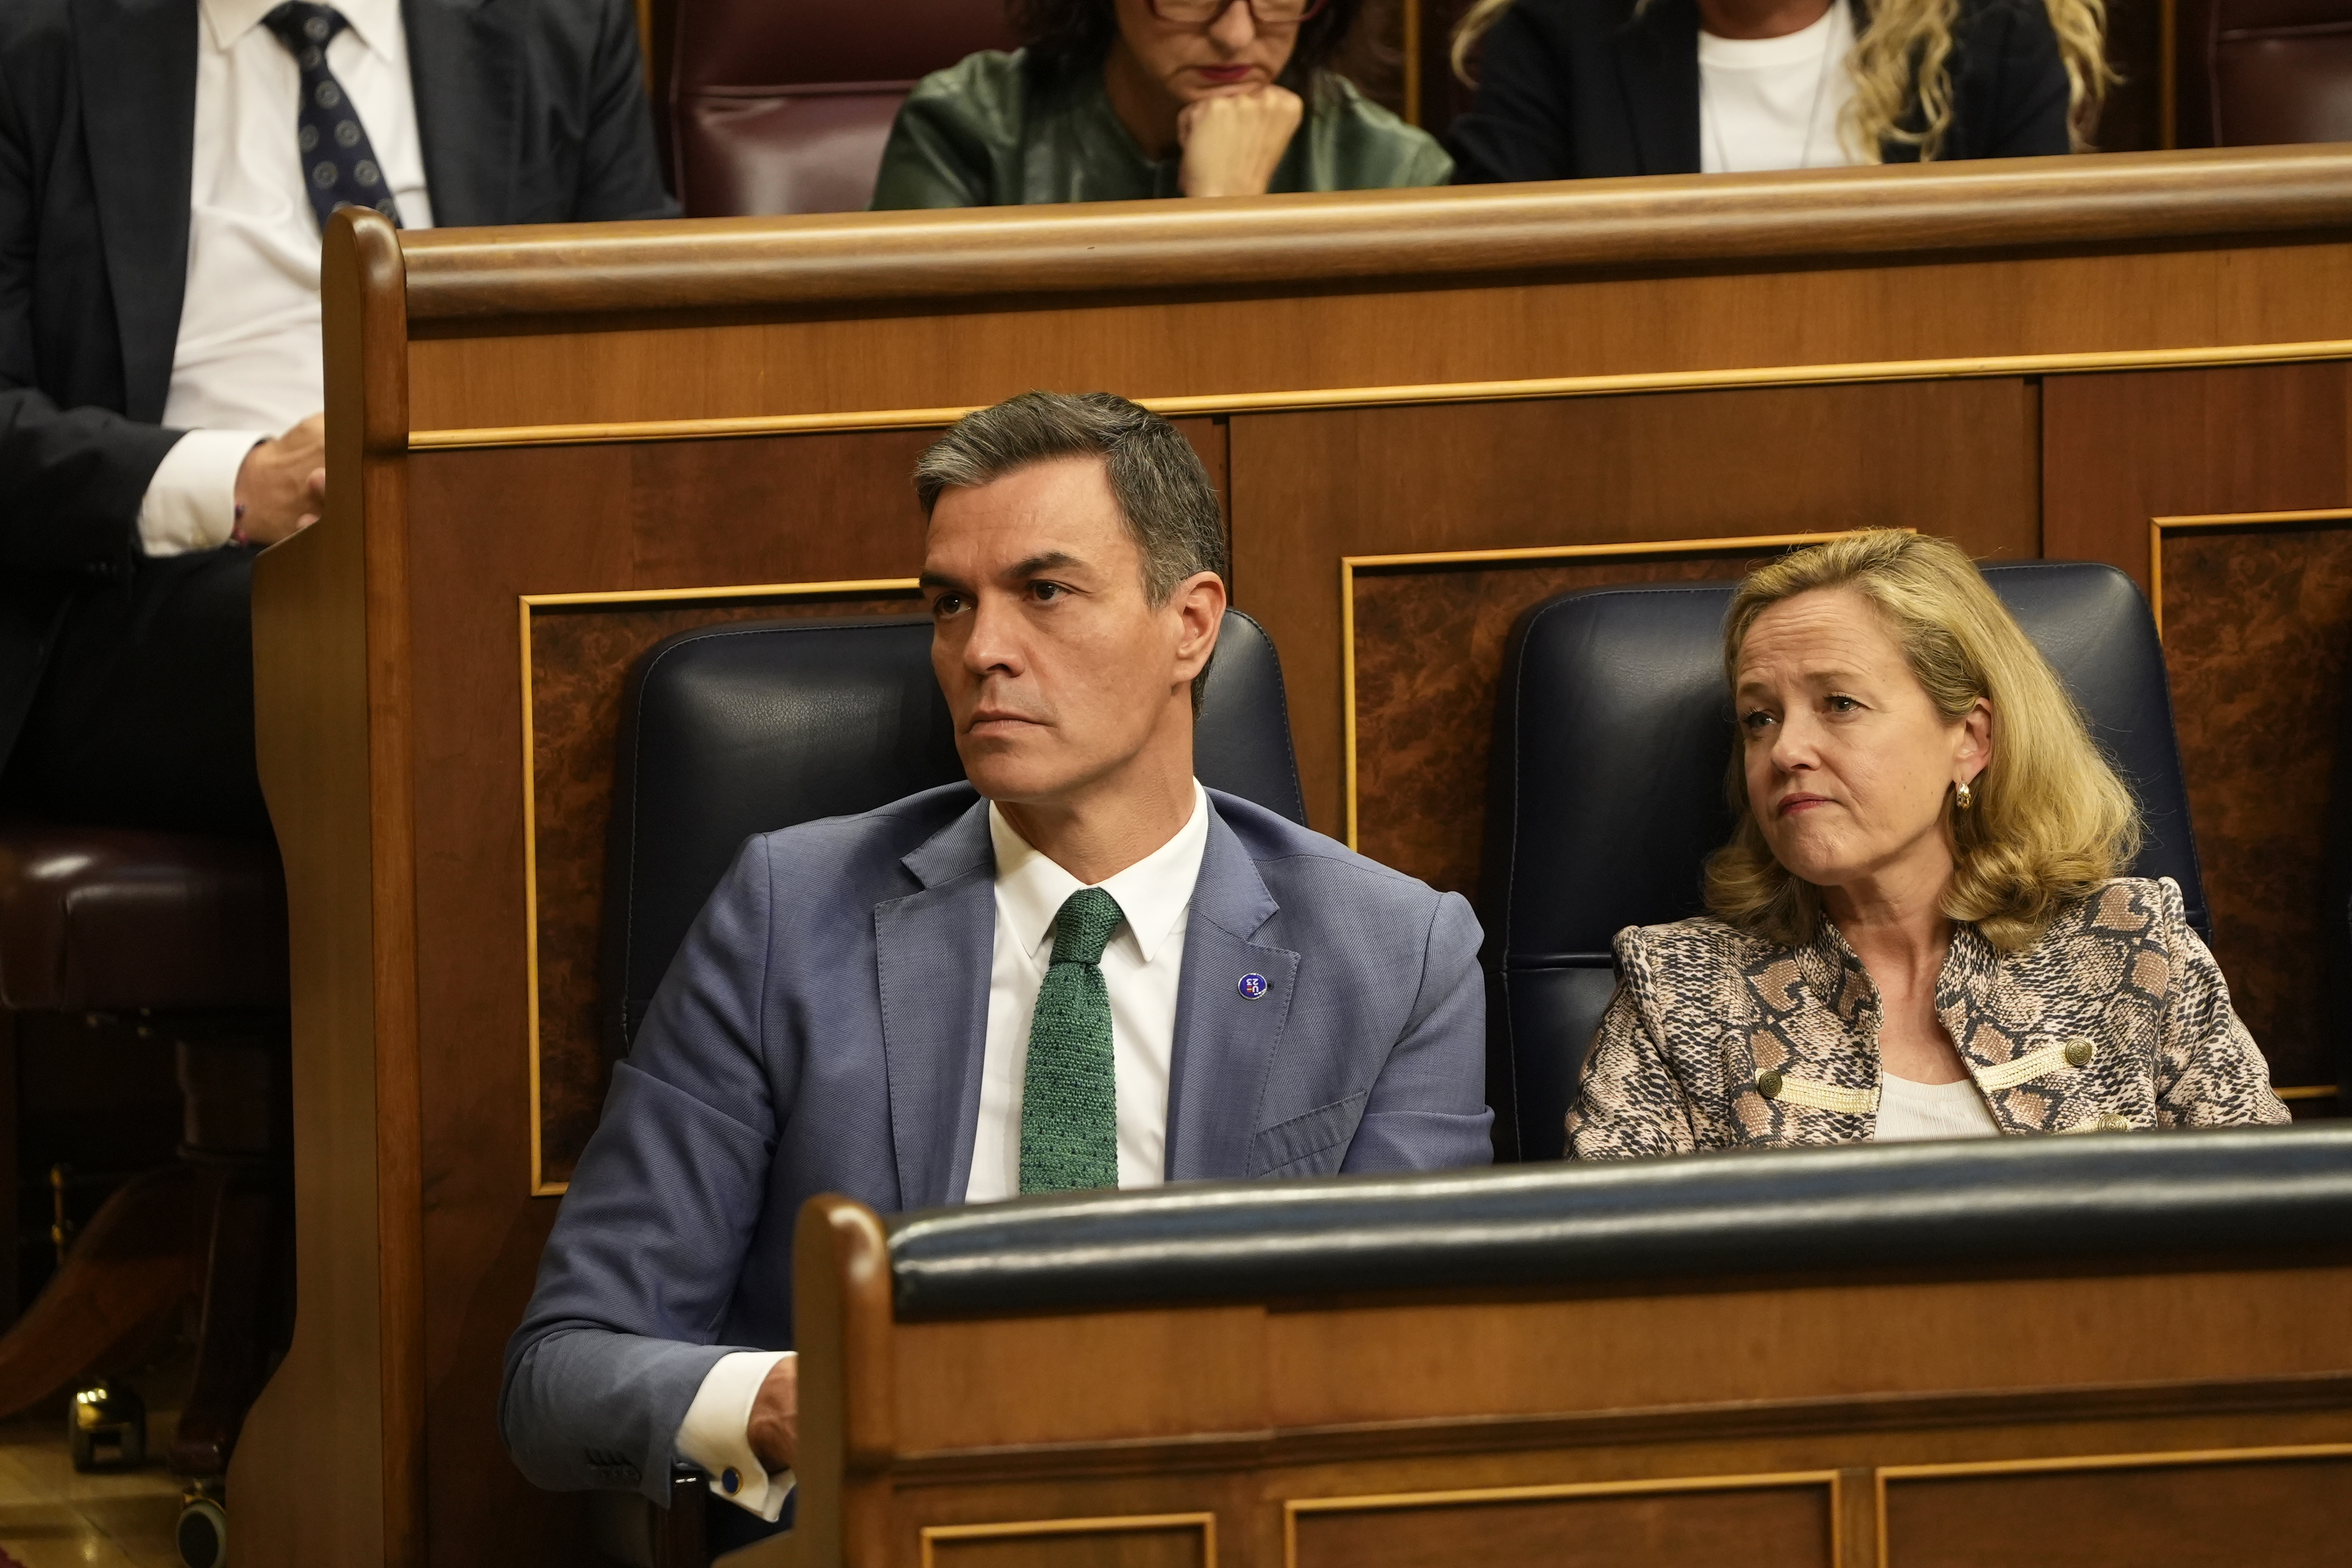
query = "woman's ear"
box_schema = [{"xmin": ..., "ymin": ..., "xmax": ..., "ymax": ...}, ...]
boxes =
[{"xmin": 1956, "ymin": 695, "xmax": 1994, "ymax": 783}]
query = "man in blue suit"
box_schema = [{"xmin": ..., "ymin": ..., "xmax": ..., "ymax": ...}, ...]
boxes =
[{"xmin": 500, "ymin": 391, "xmax": 1492, "ymax": 1544}]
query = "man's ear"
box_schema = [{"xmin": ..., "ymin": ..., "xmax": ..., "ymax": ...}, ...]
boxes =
[{"xmin": 1170, "ymin": 571, "xmax": 1227, "ymax": 687}]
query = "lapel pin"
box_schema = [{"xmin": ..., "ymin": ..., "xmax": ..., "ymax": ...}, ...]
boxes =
[{"xmin": 1238, "ymin": 973, "xmax": 1269, "ymax": 1000}]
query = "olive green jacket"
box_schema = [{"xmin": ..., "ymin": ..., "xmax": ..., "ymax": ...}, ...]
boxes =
[{"xmin": 869, "ymin": 48, "xmax": 1453, "ymax": 209}]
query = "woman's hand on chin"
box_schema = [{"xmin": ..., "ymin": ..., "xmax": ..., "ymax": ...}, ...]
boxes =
[{"xmin": 1177, "ymin": 85, "xmax": 1304, "ymax": 197}]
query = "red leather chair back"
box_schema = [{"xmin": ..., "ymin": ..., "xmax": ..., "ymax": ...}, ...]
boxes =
[
  {"xmin": 671, "ymin": 0, "xmax": 1021, "ymax": 216},
  {"xmin": 2179, "ymin": 0, "xmax": 2352, "ymax": 146}
]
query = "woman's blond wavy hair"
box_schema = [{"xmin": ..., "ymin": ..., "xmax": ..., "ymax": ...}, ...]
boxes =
[
  {"xmin": 1703, "ymin": 530, "xmax": 2141, "ymax": 952},
  {"xmin": 1450, "ymin": 0, "xmax": 2114, "ymax": 157}
]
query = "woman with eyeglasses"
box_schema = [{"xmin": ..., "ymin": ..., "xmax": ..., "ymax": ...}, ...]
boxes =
[{"xmin": 869, "ymin": 0, "xmax": 1450, "ymax": 208}]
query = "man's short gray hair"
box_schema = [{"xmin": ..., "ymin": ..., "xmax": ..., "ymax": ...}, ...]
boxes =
[{"xmin": 913, "ymin": 391, "xmax": 1229, "ymax": 608}]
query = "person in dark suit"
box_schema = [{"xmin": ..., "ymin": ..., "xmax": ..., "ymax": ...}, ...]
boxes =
[
  {"xmin": 1442, "ymin": 0, "xmax": 2108, "ymax": 184},
  {"xmin": 500, "ymin": 393, "xmax": 1494, "ymax": 1553},
  {"xmin": 0, "ymin": 0, "xmax": 671, "ymax": 837}
]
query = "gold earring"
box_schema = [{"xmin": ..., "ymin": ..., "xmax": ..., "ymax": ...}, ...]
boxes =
[{"xmin": 1955, "ymin": 781, "xmax": 1975, "ymax": 810}]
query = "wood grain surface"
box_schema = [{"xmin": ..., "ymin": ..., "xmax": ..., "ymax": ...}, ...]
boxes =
[
  {"xmin": 2042, "ymin": 365, "xmax": 2352, "ymax": 1095},
  {"xmin": 1881, "ymin": 1452, "xmax": 2352, "ymax": 1566},
  {"xmin": 1234, "ymin": 382, "xmax": 2040, "ymax": 839},
  {"xmin": 1291, "ymin": 1483, "xmax": 1835, "ymax": 1568},
  {"xmin": 396, "ymin": 146, "xmax": 2352, "ymax": 321},
  {"xmin": 2157, "ymin": 523, "xmax": 2352, "ymax": 1092}
]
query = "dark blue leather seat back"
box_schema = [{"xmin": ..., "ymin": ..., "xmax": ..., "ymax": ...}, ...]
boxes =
[
  {"xmin": 602, "ymin": 609, "xmax": 1306, "ymax": 1054},
  {"xmin": 1484, "ymin": 560, "xmax": 2207, "ymax": 1162}
]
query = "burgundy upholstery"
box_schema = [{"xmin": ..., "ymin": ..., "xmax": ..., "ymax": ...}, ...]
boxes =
[
  {"xmin": 0, "ymin": 820, "xmax": 288, "ymax": 1012},
  {"xmin": 670, "ymin": 0, "xmax": 1020, "ymax": 216},
  {"xmin": 2179, "ymin": 0, "xmax": 2352, "ymax": 147}
]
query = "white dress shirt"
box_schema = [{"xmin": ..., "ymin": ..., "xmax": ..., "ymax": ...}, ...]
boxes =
[
  {"xmin": 1697, "ymin": 1, "xmax": 1864, "ymax": 175},
  {"xmin": 675, "ymin": 783, "xmax": 1213, "ymax": 1518},
  {"xmin": 138, "ymin": 0, "xmax": 432, "ymax": 556}
]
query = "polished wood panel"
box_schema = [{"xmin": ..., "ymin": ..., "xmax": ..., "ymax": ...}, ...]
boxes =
[
  {"xmin": 409, "ymin": 243, "xmax": 2352, "ymax": 434},
  {"xmin": 1289, "ymin": 1481, "xmax": 1834, "ymax": 1568},
  {"xmin": 528, "ymin": 589, "xmax": 922, "ymax": 1186},
  {"xmin": 923, "ymin": 1516, "xmax": 1211, "ymax": 1568},
  {"xmin": 2043, "ymin": 368, "xmax": 2352, "ymax": 1096},
  {"xmin": 2158, "ymin": 521, "xmax": 2352, "ymax": 1091},
  {"xmin": 1881, "ymin": 1452, "xmax": 2352, "ymax": 1566},
  {"xmin": 396, "ymin": 148, "xmax": 2352, "ymax": 322},
  {"xmin": 239, "ymin": 212, "xmax": 411, "ymax": 1568},
  {"xmin": 1238, "ymin": 382, "xmax": 2040, "ymax": 839},
  {"xmin": 884, "ymin": 1265, "xmax": 2352, "ymax": 1456},
  {"xmin": 785, "ymin": 1191, "xmax": 2352, "ymax": 1568},
  {"xmin": 2042, "ymin": 364, "xmax": 2352, "ymax": 589}
]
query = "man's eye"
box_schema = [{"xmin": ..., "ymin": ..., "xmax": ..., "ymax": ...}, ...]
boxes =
[
  {"xmin": 1030, "ymin": 581, "xmax": 1066, "ymax": 602},
  {"xmin": 930, "ymin": 594, "xmax": 966, "ymax": 617}
]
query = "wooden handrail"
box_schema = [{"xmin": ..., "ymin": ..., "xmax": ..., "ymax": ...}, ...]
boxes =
[{"xmin": 394, "ymin": 144, "xmax": 2352, "ymax": 323}]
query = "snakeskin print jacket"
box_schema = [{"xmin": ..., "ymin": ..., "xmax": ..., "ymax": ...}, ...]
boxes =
[{"xmin": 1567, "ymin": 877, "xmax": 2290, "ymax": 1158}]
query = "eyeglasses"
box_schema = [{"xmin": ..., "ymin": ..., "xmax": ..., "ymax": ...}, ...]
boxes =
[{"xmin": 1143, "ymin": 0, "xmax": 1332, "ymax": 26}]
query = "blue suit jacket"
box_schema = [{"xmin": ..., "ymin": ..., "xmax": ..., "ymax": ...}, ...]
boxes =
[{"xmin": 501, "ymin": 784, "xmax": 1492, "ymax": 1503}]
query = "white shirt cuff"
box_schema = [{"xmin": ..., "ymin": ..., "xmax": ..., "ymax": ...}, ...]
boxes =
[
  {"xmin": 137, "ymin": 429, "xmax": 266, "ymax": 557},
  {"xmin": 674, "ymin": 1350, "xmax": 796, "ymax": 1522}
]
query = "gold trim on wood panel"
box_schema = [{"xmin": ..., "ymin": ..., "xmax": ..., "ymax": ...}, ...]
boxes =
[
  {"xmin": 2276, "ymin": 1084, "xmax": 2340, "ymax": 1100},
  {"xmin": 1873, "ymin": 1442, "xmax": 2352, "ymax": 1567},
  {"xmin": 1282, "ymin": 1469, "xmax": 1844, "ymax": 1568},
  {"xmin": 519, "ymin": 575, "xmax": 924, "ymax": 1197},
  {"xmin": 919, "ymin": 1511, "xmax": 1217, "ymax": 1568},
  {"xmin": 1340, "ymin": 532, "xmax": 1852, "ymax": 849},
  {"xmin": 2147, "ymin": 507, "xmax": 2352, "ymax": 638},
  {"xmin": 409, "ymin": 339, "xmax": 2352, "ymax": 453}
]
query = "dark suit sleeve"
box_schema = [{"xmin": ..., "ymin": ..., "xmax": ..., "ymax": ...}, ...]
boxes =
[
  {"xmin": 1442, "ymin": 0, "xmax": 1580, "ymax": 184},
  {"xmin": 1341, "ymin": 891, "xmax": 1496, "ymax": 1172},
  {"xmin": 1953, "ymin": 0, "xmax": 2072, "ymax": 157},
  {"xmin": 0, "ymin": 62, "xmax": 172, "ymax": 575},
  {"xmin": 501, "ymin": 836, "xmax": 786, "ymax": 1504},
  {"xmin": 564, "ymin": 0, "xmax": 677, "ymax": 220}
]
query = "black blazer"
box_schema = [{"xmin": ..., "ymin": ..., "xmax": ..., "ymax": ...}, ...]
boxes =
[
  {"xmin": 1444, "ymin": 0, "xmax": 2072, "ymax": 183},
  {"xmin": 0, "ymin": 0, "xmax": 673, "ymax": 765}
]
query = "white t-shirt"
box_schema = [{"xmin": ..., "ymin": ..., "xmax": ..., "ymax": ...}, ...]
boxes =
[
  {"xmin": 1875, "ymin": 1072, "xmax": 2002, "ymax": 1141},
  {"xmin": 1697, "ymin": 0, "xmax": 1866, "ymax": 173}
]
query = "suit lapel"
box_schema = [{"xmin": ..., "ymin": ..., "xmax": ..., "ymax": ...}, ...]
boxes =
[
  {"xmin": 1164, "ymin": 802, "xmax": 1299, "ymax": 1182},
  {"xmin": 874, "ymin": 800, "xmax": 996, "ymax": 1210},
  {"xmin": 1613, "ymin": 0, "xmax": 1703, "ymax": 175},
  {"xmin": 402, "ymin": 0, "xmax": 517, "ymax": 225},
  {"xmin": 74, "ymin": 0, "xmax": 198, "ymax": 422}
]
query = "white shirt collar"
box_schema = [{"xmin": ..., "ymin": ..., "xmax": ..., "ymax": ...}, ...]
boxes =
[
  {"xmin": 204, "ymin": 0, "xmax": 402, "ymax": 58},
  {"xmin": 988, "ymin": 782, "xmax": 1210, "ymax": 967}
]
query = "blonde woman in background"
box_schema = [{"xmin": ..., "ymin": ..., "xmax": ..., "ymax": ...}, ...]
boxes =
[
  {"xmin": 1443, "ymin": 0, "xmax": 2108, "ymax": 183},
  {"xmin": 1566, "ymin": 532, "xmax": 2287, "ymax": 1159}
]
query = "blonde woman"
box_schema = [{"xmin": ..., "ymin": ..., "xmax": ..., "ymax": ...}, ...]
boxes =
[
  {"xmin": 1443, "ymin": 0, "xmax": 2108, "ymax": 184},
  {"xmin": 1567, "ymin": 532, "xmax": 2287, "ymax": 1159}
]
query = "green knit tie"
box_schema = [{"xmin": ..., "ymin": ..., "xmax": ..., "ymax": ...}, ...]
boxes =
[{"xmin": 1018, "ymin": 886, "xmax": 1124, "ymax": 1194}]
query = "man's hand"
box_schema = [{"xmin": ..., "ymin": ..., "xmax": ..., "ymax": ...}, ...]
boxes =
[
  {"xmin": 747, "ymin": 1353, "xmax": 798, "ymax": 1475},
  {"xmin": 1177, "ymin": 85, "xmax": 1304, "ymax": 198},
  {"xmin": 232, "ymin": 411, "xmax": 327, "ymax": 547}
]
